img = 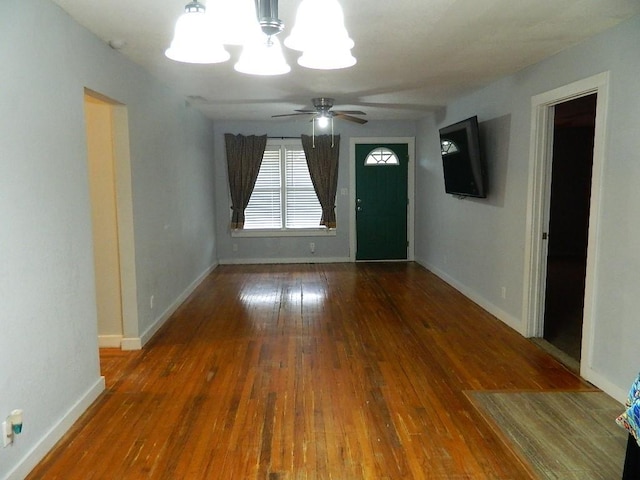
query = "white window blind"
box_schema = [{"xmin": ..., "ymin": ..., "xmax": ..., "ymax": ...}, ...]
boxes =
[
  {"xmin": 284, "ymin": 148, "xmax": 322, "ymax": 228},
  {"xmin": 244, "ymin": 148, "xmax": 281, "ymax": 228},
  {"xmin": 244, "ymin": 140, "xmax": 323, "ymax": 230}
]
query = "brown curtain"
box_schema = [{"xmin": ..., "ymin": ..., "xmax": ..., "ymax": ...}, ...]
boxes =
[
  {"xmin": 301, "ymin": 134, "xmax": 340, "ymax": 228},
  {"xmin": 224, "ymin": 133, "xmax": 267, "ymax": 229}
]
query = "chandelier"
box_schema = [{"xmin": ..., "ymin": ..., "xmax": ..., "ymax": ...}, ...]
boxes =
[{"xmin": 165, "ymin": 0, "xmax": 356, "ymax": 75}]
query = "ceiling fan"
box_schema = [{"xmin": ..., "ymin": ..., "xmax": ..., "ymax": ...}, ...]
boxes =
[{"xmin": 272, "ymin": 98, "xmax": 368, "ymax": 125}]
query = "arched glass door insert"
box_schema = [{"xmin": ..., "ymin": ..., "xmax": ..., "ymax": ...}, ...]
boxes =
[{"xmin": 364, "ymin": 147, "xmax": 400, "ymax": 166}]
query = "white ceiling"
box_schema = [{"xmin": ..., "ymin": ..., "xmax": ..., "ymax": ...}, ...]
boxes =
[{"xmin": 52, "ymin": 0, "xmax": 640, "ymax": 121}]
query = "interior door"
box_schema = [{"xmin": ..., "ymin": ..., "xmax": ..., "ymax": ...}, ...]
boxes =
[{"xmin": 355, "ymin": 143, "xmax": 408, "ymax": 260}]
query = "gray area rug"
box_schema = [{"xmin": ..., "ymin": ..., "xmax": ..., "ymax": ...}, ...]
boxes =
[{"xmin": 469, "ymin": 391, "xmax": 627, "ymax": 479}]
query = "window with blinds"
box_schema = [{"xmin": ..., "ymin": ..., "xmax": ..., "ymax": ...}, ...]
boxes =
[{"xmin": 244, "ymin": 140, "xmax": 323, "ymax": 230}]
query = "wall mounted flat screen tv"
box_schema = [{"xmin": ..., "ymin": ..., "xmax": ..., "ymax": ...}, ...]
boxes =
[{"xmin": 439, "ymin": 116, "xmax": 487, "ymax": 198}]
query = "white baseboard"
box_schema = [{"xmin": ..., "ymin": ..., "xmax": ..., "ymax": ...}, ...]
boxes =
[
  {"xmin": 4, "ymin": 377, "xmax": 105, "ymax": 480},
  {"xmin": 219, "ymin": 256, "xmax": 351, "ymax": 265},
  {"xmin": 416, "ymin": 258, "xmax": 525, "ymax": 335},
  {"xmin": 97, "ymin": 334, "xmax": 122, "ymax": 348},
  {"xmin": 98, "ymin": 335, "xmax": 141, "ymax": 351},
  {"xmin": 581, "ymin": 366, "xmax": 627, "ymax": 404},
  {"xmin": 416, "ymin": 259, "xmax": 630, "ymax": 404},
  {"xmin": 139, "ymin": 263, "xmax": 218, "ymax": 347},
  {"xmin": 120, "ymin": 337, "xmax": 142, "ymax": 350}
]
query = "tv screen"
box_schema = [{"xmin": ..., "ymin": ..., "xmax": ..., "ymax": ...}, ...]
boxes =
[{"xmin": 439, "ymin": 116, "xmax": 487, "ymax": 198}]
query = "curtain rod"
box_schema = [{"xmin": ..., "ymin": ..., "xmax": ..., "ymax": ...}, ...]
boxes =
[{"xmin": 267, "ymin": 134, "xmax": 336, "ymax": 147}]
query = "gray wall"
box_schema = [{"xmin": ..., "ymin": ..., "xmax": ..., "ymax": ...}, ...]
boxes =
[
  {"xmin": 415, "ymin": 14, "xmax": 640, "ymax": 400},
  {"xmin": 3, "ymin": 0, "xmax": 638, "ymax": 476},
  {"xmin": 213, "ymin": 120, "xmax": 416, "ymax": 263},
  {"xmin": 0, "ymin": 0, "xmax": 217, "ymax": 477}
]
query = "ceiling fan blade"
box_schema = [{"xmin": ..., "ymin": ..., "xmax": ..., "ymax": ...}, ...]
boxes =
[
  {"xmin": 333, "ymin": 110, "xmax": 366, "ymax": 115},
  {"xmin": 334, "ymin": 113, "xmax": 368, "ymax": 124},
  {"xmin": 294, "ymin": 109, "xmax": 317, "ymax": 113},
  {"xmin": 272, "ymin": 112, "xmax": 316, "ymax": 118}
]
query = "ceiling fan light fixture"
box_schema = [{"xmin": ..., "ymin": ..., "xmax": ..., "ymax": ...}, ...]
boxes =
[
  {"xmin": 234, "ymin": 35, "xmax": 291, "ymax": 76},
  {"xmin": 316, "ymin": 115, "xmax": 330, "ymax": 129},
  {"xmin": 165, "ymin": 1, "xmax": 230, "ymax": 64}
]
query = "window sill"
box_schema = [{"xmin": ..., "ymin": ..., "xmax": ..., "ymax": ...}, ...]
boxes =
[{"xmin": 231, "ymin": 228, "xmax": 336, "ymax": 238}]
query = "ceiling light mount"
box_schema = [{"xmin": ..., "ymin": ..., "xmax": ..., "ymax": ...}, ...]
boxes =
[
  {"xmin": 184, "ymin": 0, "xmax": 205, "ymax": 14},
  {"xmin": 313, "ymin": 97, "xmax": 334, "ymax": 109},
  {"xmin": 257, "ymin": 0, "xmax": 284, "ymax": 37}
]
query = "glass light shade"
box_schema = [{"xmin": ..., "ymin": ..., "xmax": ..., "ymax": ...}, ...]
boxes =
[
  {"xmin": 316, "ymin": 116, "xmax": 330, "ymax": 129},
  {"xmin": 235, "ymin": 35, "xmax": 291, "ymax": 75},
  {"xmin": 284, "ymin": 0, "xmax": 354, "ymax": 52},
  {"xmin": 298, "ymin": 45, "xmax": 356, "ymax": 70},
  {"xmin": 165, "ymin": 4, "xmax": 230, "ymax": 63},
  {"xmin": 209, "ymin": 0, "xmax": 262, "ymax": 45}
]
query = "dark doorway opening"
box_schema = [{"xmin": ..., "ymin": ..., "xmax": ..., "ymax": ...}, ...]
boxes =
[{"xmin": 542, "ymin": 94, "xmax": 597, "ymax": 361}]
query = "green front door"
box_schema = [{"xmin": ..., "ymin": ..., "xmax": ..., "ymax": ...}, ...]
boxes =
[{"xmin": 355, "ymin": 143, "xmax": 408, "ymax": 260}]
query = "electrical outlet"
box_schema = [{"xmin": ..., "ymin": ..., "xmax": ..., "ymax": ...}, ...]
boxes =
[
  {"xmin": 309, "ymin": 242, "xmax": 315, "ymax": 254},
  {"xmin": 150, "ymin": 295, "xmax": 154, "ymax": 309},
  {"xmin": 2, "ymin": 421, "xmax": 12, "ymax": 447}
]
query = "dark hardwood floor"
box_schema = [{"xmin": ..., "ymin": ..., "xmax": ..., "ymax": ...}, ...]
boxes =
[{"xmin": 27, "ymin": 263, "xmax": 592, "ymax": 479}]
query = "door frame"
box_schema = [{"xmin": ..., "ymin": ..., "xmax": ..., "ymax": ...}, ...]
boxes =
[
  {"xmin": 85, "ymin": 89, "xmax": 141, "ymax": 350},
  {"xmin": 521, "ymin": 72, "xmax": 609, "ymax": 379},
  {"xmin": 349, "ymin": 137, "xmax": 415, "ymax": 262}
]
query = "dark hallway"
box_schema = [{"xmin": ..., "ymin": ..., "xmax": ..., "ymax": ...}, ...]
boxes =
[{"xmin": 542, "ymin": 94, "xmax": 597, "ymax": 362}]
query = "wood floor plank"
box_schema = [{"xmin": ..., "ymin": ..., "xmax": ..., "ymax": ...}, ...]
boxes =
[{"xmin": 27, "ymin": 263, "xmax": 594, "ymax": 479}]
